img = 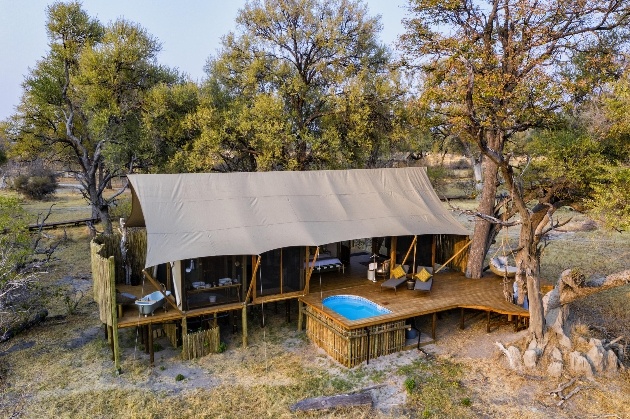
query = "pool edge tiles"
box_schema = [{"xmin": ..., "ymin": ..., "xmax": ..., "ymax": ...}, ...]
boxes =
[{"xmin": 322, "ymin": 294, "xmax": 392, "ymax": 321}]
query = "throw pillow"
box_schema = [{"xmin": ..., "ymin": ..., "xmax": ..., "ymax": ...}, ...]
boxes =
[
  {"xmin": 414, "ymin": 268, "xmax": 432, "ymax": 282},
  {"xmin": 391, "ymin": 265, "xmax": 406, "ymax": 279}
]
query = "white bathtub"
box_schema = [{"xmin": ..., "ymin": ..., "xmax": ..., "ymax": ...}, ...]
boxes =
[{"xmin": 135, "ymin": 290, "xmax": 171, "ymax": 316}]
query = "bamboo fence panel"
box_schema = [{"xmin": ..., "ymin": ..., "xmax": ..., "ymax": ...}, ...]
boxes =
[
  {"xmin": 181, "ymin": 326, "xmax": 220, "ymax": 360},
  {"xmin": 90, "ymin": 241, "xmax": 115, "ymax": 326},
  {"xmin": 91, "ymin": 229, "xmax": 147, "ymax": 284},
  {"xmin": 304, "ymin": 306, "xmax": 406, "ymax": 368}
]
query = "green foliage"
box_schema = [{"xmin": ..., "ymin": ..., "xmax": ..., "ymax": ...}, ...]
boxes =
[
  {"xmin": 217, "ymin": 341, "xmax": 227, "ymax": 353},
  {"xmin": 587, "ymin": 167, "xmax": 630, "ymax": 231},
  {"xmin": 0, "ymin": 195, "xmax": 36, "ymax": 334},
  {"xmin": 109, "ymin": 196, "xmax": 132, "ymax": 222},
  {"xmin": 11, "ymin": 166, "xmax": 58, "ymax": 200},
  {"xmin": 525, "ymin": 130, "xmax": 608, "ymax": 205},
  {"xmin": 182, "ymin": 0, "xmax": 406, "ymax": 172},
  {"xmin": 398, "ymin": 357, "xmax": 472, "ymax": 417},
  {"xmin": 0, "ymin": 195, "xmax": 31, "ymax": 267},
  {"xmin": 9, "ymin": 2, "xmax": 182, "ymax": 233},
  {"xmin": 404, "ymin": 377, "xmax": 416, "ymax": 394},
  {"xmin": 425, "ymin": 166, "xmax": 450, "ymax": 196},
  {"xmin": 56, "ymin": 287, "xmax": 84, "ymax": 315},
  {"xmin": 175, "ymin": 374, "xmax": 185, "ymax": 382}
]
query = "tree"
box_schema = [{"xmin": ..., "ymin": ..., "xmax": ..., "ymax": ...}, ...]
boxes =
[
  {"xmin": 139, "ymin": 82, "xmax": 200, "ymax": 173},
  {"xmin": 401, "ymin": 0, "xmax": 630, "ymax": 338},
  {"xmin": 7, "ymin": 2, "xmax": 175, "ymax": 234},
  {"xmin": 180, "ymin": 0, "xmax": 407, "ymax": 172},
  {"xmin": 0, "ymin": 196, "xmax": 36, "ymax": 336}
]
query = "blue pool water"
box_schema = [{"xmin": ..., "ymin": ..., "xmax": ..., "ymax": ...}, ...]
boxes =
[{"xmin": 322, "ymin": 295, "xmax": 391, "ymax": 321}]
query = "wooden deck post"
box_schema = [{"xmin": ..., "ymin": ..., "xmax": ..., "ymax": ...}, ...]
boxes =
[
  {"xmin": 431, "ymin": 235, "xmax": 436, "ymax": 269},
  {"xmin": 148, "ymin": 324, "xmax": 154, "ymax": 366},
  {"xmin": 242, "ymin": 305, "xmax": 248, "ymax": 347},
  {"xmin": 297, "ymin": 301, "xmax": 304, "ymax": 331}
]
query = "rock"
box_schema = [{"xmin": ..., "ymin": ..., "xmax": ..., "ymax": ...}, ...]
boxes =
[
  {"xmin": 543, "ymin": 291, "xmax": 572, "ymax": 350},
  {"xmin": 496, "ymin": 342, "xmax": 523, "ymax": 370},
  {"xmin": 551, "ymin": 347, "xmax": 563, "ymax": 363},
  {"xmin": 547, "ymin": 361, "xmax": 563, "ymax": 378},
  {"xmin": 604, "ymin": 349, "xmax": 620, "ymax": 376},
  {"xmin": 586, "ymin": 341, "xmax": 606, "ymax": 373},
  {"xmin": 569, "ymin": 351, "xmax": 593, "ymax": 378},
  {"xmin": 523, "ymin": 349, "xmax": 539, "ymax": 368},
  {"xmin": 557, "ymin": 333, "xmax": 572, "ymax": 349},
  {"xmin": 528, "ymin": 337, "xmax": 538, "ymax": 350}
]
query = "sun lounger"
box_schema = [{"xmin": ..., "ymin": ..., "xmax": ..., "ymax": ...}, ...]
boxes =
[
  {"xmin": 414, "ymin": 266, "xmax": 434, "ymax": 292},
  {"xmin": 380, "ymin": 276, "xmax": 408, "ymax": 292},
  {"xmin": 380, "ymin": 265, "xmax": 409, "ymax": 293}
]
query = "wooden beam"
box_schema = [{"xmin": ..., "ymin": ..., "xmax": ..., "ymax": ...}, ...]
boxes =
[
  {"xmin": 434, "ymin": 240, "xmax": 473, "ymax": 274},
  {"xmin": 400, "ymin": 236, "xmax": 417, "ymax": 268},
  {"xmin": 142, "ymin": 270, "xmax": 183, "ymax": 315},
  {"xmin": 245, "ymin": 256, "xmax": 261, "ymax": 303},
  {"xmin": 389, "ymin": 237, "xmax": 397, "ymax": 270}
]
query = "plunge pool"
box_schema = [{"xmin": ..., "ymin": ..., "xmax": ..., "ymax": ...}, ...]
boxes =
[{"xmin": 322, "ymin": 295, "xmax": 391, "ymax": 321}]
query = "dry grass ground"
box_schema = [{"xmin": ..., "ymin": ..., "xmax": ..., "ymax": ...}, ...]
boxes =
[{"xmin": 0, "ymin": 191, "xmax": 628, "ymax": 418}]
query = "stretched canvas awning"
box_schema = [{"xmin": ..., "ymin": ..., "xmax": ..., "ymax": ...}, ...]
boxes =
[{"xmin": 127, "ymin": 167, "xmax": 470, "ymax": 268}]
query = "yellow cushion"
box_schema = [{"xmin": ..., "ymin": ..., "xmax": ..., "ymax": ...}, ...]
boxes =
[
  {"xmin": 391, "ymin": 265, "xmax": 406, "ymax": 279},
  {"xmin": 414, "ymin": 268, "xmax": 432, "ymax": 282}
]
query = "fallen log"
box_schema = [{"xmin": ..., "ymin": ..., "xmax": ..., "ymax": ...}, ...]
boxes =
[
  {"xmin": 290, "ymin": 391, "xmax": 373, "ymax": 412},
  {"xmin": 0, "ymin": 309, "xmax": 48, "ymax": 343}
]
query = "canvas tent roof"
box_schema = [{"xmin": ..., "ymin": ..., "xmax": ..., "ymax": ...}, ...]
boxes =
[{"xmin": 127, "ymin": 167, "xmax": 470, "ymax": 268}]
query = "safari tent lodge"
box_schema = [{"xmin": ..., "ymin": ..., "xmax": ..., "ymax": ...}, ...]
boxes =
[{"xmin": 91, "ymin": 167, "xmax": 528, "ymax": 369}]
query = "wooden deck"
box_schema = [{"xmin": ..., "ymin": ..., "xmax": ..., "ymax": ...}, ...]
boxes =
[
  {"xmin": 113, "ymin": 253, "xmax": 528, "ymax": 331},
  {"xmin": 114, "ymin": 283, "xmax": 244, "ymax": 329},
  {"xmin": 300, "ymin": 257, "xmax": 528, "ymax": 332}
]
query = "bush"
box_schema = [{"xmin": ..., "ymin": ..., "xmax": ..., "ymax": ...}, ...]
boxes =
[
  {"xmin": 109, "ymin": 195, "xmax": 132, "ymax": 221},
  {"xmin": 11, "ymin": 167, "xmax": 58, "ymax": 200}
]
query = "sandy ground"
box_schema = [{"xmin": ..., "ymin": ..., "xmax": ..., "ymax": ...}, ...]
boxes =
[{"xmin": 1, "ymin": 282, "xmax": 628, "ymax": 418}]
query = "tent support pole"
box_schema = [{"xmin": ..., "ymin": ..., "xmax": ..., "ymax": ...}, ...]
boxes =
[{"xmin": 390, "ymin": 237, "xmax": 397, "ymax": 269}]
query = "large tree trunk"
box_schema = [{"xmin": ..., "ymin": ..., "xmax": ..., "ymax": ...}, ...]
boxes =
[
  {"xmin": 86, "ymin": 173, "xmax": 113, "ymax": 235},
  {"xmin": 470, "ymin": 154, "xmax": 483, "ymax": 194},
  {"xmin": 466, "ymin": 152, "xmax": 499, "ymax": 278}
]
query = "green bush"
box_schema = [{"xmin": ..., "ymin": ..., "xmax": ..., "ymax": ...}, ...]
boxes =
[
  {"xmin": 109, "ymin": 195, "xmax": 132, "ymax": 221},
  {"xmin": 404, "ymin": 377, "xmax": 416, "ymax": 394},
  {"xmin": 11, "ymin": 167, "xmax": 58, "ymax": 200}
]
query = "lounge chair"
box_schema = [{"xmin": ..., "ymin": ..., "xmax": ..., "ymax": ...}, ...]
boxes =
[
  {"xmin": 489, "ymin": 256, "xmax": 517, "ymax": 278},
  {"xmin": 380, "ymin": 265, "xmax": 408, "ymax": 293},
  {"xmin": 413, "ymin": 266, "xmax": 434, "ymax": 292}
]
